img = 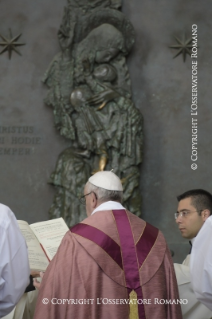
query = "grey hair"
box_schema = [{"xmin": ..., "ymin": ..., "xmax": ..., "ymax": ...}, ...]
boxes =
[{"xmin": 86, "ymin": 181, "xmax": 123, "ymax": 203}]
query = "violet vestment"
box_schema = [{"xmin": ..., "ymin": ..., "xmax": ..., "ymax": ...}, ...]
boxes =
[{"xmin": 34, "ymin": 204, "xmax": 182, "ymax": 319}]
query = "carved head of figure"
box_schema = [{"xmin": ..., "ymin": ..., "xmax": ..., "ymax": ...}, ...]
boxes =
[
  {"xmin": 70, "ymin": 87, "xmax": 92, "ymax": 112},
  {"xmin": 75, "ymin": 23, "xmax": 126, "ymax": 83},
  {"xmin": 93, "ymin": 64, "xmax": 117, "ymax": 83}
]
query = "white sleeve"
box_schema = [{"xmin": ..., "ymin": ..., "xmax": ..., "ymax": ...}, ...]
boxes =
[
  {"xmin": 174, "ymin": 256, "xmax": 212, "ymax": 319},
  {"xmin": 0, "ymin": 205, "xmax": 30, "ymax": 317},
  {"xmin": 190, "ymin": 216, "xmax": 212, "ymax": 311}
]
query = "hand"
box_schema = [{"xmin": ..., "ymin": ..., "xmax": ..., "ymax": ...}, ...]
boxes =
[
  {"xmin": 87, "ymin": 89, "xmax": 120, "ymax": 107},
  {"xmin": 33, "ymin": 272, "xmax": 44, "ymax": 290}
]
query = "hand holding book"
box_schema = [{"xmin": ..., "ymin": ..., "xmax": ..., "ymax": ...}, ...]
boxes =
[{"xmin": 18, "ymin": 218, "xmax": 69, "ymax": 271}]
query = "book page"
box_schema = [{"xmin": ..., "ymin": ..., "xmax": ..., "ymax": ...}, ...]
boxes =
[
  {"xmin": 29, "ymin": 218, "xmax": 69, "ymax": 261},
  {"xmin": 17, "ymin": 220, "xmax": 49, "ymax": 271}
]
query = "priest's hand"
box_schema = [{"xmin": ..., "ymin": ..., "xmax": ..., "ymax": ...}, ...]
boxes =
[
  {"xmin": 25, "ymin": 271, "xmax": 40, "ymax": 293},
  {"xmin": 33, "ymin": 272, "xmax": 44, "ymax": 290}
]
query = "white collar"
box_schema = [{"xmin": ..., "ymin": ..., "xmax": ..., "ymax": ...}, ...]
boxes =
[
  {"xmin": 91, "ymin": 201, "xmax": 125, "ymax": 215},
  {"xmin": 191, "ymin": 238, "xmax": 195, "ymax": 245}
]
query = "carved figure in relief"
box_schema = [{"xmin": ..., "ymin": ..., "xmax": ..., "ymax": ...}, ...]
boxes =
[
  {"xmin": 70, "ymin": 86, "xmax": 108, "ymax": 172},
  {"xmin": 83, "ymin": 61, "xmax": 143, "ymax": 214},
  {"xmin": 44, "ymin": 1, "xmax": 143, "ymax": 225}
]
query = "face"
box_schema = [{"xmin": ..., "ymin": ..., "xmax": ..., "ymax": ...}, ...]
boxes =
[
  {"xmin": 95, "ymin": 47, "xmax": 119, "ymax": 63},
  {"xmin": 176, "ymin": 197, "xmax": 209, "ymax": 239}
]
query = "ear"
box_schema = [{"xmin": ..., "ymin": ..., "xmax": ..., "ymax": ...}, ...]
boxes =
[
  {"xmin": 201, "ymin": 209, "xmax": 210, "ymax": 221},
  {"xmin": 91, "ymin": 192, "xmax": 98, "ymax": 208}
]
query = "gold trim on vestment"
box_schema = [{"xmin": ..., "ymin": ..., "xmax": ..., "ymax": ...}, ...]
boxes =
[{"xmin": 129, "ymin": 290, "xmax": 139, "ymax": 319}]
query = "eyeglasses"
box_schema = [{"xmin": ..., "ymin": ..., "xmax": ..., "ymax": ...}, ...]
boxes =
[
  {"xmin": 174, "ymin": 210, "xmax": 203, "ymax": 219},
  {"xmin": 79, "ymin": 191, "xmax": 97, "ymax": 205}
]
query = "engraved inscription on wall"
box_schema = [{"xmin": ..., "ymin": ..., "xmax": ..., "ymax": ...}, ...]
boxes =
[{"xmin": 0, "ymin": 126, "xmax": 42, "ymax": 155}]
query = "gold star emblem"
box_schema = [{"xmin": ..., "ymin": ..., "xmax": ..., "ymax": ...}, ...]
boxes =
[
  {"xmin": 0, "ymin": 29, "xmax": 25, "ymax": 59},
  {"xmin": 169, "ymin": 34, "xmax": 193, "ymax": 62}
]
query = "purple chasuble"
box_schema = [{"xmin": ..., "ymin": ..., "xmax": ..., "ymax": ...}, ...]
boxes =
[{"xmin": 71, "ymin": 209, "xmax": 159, "ymax": 319}]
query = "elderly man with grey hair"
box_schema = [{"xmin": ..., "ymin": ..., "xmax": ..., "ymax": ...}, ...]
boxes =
[
  {"xmin": 82, "ymin": 173, "xmax": 124, "ymax": 216},
  {"xmin": 34, "ymin": 171, "xmax": 182, "ymax": 319}
]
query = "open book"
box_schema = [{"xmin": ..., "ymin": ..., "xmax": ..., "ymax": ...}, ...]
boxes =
[{"xmin": 17, "ymin": 218, "xmax": 69, "ymax": 271}]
